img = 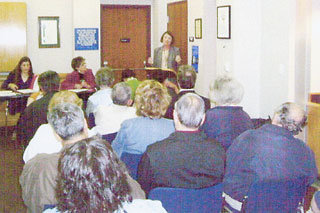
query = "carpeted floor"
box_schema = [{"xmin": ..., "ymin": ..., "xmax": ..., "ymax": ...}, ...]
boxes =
[{"xmin": 0, "ymin": 127, "xmax": 26, "ymax": 212}]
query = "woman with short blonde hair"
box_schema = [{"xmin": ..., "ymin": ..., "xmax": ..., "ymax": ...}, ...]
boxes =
[
  {"xmin": 135, "ymin": 80, "xmax": 171, "ymax": 119},
  {"xmin": 112, "ymin": 80, "xmax": 175, "ymax": 158},
  {"xmin": 48, "ymin": 90, "xmax": 83, "ymax": 111}
]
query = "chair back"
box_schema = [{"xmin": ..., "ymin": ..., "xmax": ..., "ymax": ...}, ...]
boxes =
[
  {"xmin": 242, "ymin": 177, "xmax": 307, "ymax": 212},
  {"xmin": 148, "ymin": 183, "xmax": 223, "ymax": 213},
  {"xmin": 102, "ymin": 132, "xmax": 117, "ymax": 144},
  {"xmin": 120, "ymin": 152, "xmax": 143, "ymax": 180}
]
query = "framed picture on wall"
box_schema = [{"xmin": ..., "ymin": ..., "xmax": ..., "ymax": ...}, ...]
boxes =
[
  {"xmin": 217, "ymin": 6, "xmax": 231, "ymax": 39},
  {"xmin": 195, "ymin": 18, "xmax": 202, "ymax": 39},
  {"xmin": 38, "ymin": 16, "xmax": 60, "ymax": 48}
]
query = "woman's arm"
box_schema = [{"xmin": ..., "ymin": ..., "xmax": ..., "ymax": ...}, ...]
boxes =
[{"xmin": 1, "ymin": 72, "xmax": 17, "ymax": 90}]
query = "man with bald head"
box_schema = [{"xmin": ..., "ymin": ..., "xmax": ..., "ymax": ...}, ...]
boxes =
[
  {"xmin": 222, "ymin": 102, "xmax": 318, "ymax": 211},
  {"xmin": 138, "ymin": 93, "xmax": 225, "ymax": 194}
]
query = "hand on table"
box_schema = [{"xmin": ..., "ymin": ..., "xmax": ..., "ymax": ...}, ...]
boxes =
[{"xmin": 8, "ymin": 83, "xmax": 18, "ymax": 91}]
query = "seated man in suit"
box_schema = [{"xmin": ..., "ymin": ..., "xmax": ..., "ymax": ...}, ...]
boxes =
[
  {"xmin": 17, "ymin": 70, "xmax": 60, "ymax": 147},
  {"xmin": 164, "ymin": 65, "xmax": 210, "ymax": 119},
  {"xmin": 20, "ymin": 103, "xmax": 145, "ymax": 212},
  {"xmin": 223, "ymin": 102, "xmax": 318, "ymax": 212},
  {"xmin": 94, "ymin": 82, "xmax": 137, "ymax": 136},
  {"xmin": 138, "ymin": 93, "xmax": 225, "ymax": 194}
]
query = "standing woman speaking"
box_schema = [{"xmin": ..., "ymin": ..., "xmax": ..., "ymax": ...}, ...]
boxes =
[
  {"xmin": 148, "ymin": 31, "xmax": 182, "ymax": 70},
  {"xmin": 1, "ymin": 56, "xmax": 35, "ymax": 114}
]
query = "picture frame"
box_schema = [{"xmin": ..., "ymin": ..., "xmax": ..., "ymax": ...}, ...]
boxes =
[
  {"xmin": 195, "ymin": 18, "xmax": 202, "ymax": 39},
  {"xmin": 217, "ymin": 6, "xmax": 231, "ymax": 39},
  {"xmin": 38, "ymin": 16, "xmax": 60, "ymax": 48}
]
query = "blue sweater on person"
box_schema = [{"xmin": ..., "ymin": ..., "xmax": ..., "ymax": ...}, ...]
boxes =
[{"xmin": 200, "ymin": 106, "xmax": 253, "ymax": 151}]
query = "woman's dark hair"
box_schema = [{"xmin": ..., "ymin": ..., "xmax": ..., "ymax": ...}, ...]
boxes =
[
  {"xmin": 56, "ymin": 137, "xmax": 132, "ymax": 212},
  {"xmin": 121, "ymin": 69, "xmax": 136, "ymax": 81},
  {"xmin": 13, "ymin": 56, "xmax": 33, "ymax": 84},
  {"xmin": 71, "ymin": 56, "xmax": 85, "ymax": 71},
  {"xmin": 160, "ymin": 31, "xmax": 175, "ymax": 45}
]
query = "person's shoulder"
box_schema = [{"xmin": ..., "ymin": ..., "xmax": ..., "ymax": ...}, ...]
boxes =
[{"xmin": 23, "ymin": 153, "xmax": 59, "ymax": 174}]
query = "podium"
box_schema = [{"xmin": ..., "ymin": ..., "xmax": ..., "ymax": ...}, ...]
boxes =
[{"xmin": 145, "ymin": 67, "xmax": 177, "ymax": 83}]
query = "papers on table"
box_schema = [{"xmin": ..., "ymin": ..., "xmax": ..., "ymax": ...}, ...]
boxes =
[
  {"xmin": 16, "ymin": 89, "xmax": 38, "ymax": 94},
  {"xmin": 0, "ymin": 89, "xmax": 37, "ymax": 97},
  {"xmin": 0, "ymin": 91, "xmax": 16, "ymax": 97},
  {"xmin": 69, "ymin": 88, "xmax": 89, "ymax": 93}
]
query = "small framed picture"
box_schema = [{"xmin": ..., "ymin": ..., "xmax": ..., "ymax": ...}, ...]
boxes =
[
  {"xmin": 195, "ymin": 18, "xmax": 202, "ymax": 39},
  {"xmin": 38, "ymin": 16, "xmax": 60, "ymax": 48},
  {"xmin": 217, "ymin": 6, "xmax": 231, "ymax": 39}
]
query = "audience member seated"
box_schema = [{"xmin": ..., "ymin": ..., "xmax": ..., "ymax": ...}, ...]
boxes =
[
  {"xmin": 17, "ymin": 71, "xmax": 60, "ymax": 147},
  {"xmin": 308, "ymin": 190, "xmax": 320, "ymax": 213},
  {"xmin": 23, "ymin": 90, "xmax": 97, "ymax": 163},
  {"xmin": 200, "ymin": 74, "xmax": 253, "ymax": 150},
  {"xmin": 164, "ymin": 65, "xmax": 210, "ymax": 119},
  {"xmin": 43, "ymin": 137, "xmax": 166, "ymax": 213},
  {"xmin": 138, "ymin": 93, "xmax": 225, "ymax": 194},
  {"xmin": 122, "ymin": 68, "xmax": 141, "ymax": 100},
  {"xmin": 112, "ymin": 80, "xmax": 175, "ymax": 158},
  {"xmin": 222, "ymin": 102, "xmax": 318, "ymax": 212},
  {"xmin": 94, "ymin": 82, "xmax": 137, "ymax": 136},
  {"xmin": 60, "ymin": 56, "xmax": 96, "ymax": 90},
  {"xmin": 20, "ymin": 103, "xmax": 144, "ymax": 213},
  {"xmin": 86, "ymin": 66, "xmax": 114, "ymax": 116},
  {"xmin": 1, "ymin": 56, "xmax": 36, "ymax": 114}
]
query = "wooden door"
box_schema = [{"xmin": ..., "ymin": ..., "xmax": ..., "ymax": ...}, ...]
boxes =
[
  {"xmin": 0, "ymin": 2, "xmax": 27, "ymax": 72},
  {"xmin": 101, "ymin": 5, "xmax": 151, "ymax": 69},
  {"xmin": 167, "ymin": 1, "xmax": 188, "ymax": 65}
]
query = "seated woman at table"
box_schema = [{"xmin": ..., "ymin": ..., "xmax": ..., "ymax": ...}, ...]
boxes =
[
  {"xmin": 147, "ymin": 31, "xmax": 181, "ymax": 71},
  {"xmin": 60, "ymin": 56, "xmax": 96, "ymax": 90},
  {"xmin": 112, "ymin": 80, "xmax": 175, "ymax": 158},
  {"xmin": 1, "ymin": 56, "xmax": 36, "ymax": 114}
]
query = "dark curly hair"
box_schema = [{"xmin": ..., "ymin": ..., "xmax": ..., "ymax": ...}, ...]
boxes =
[{"xmin": 56, "ymin": 137, "xmax": 132, "ymax": 212}]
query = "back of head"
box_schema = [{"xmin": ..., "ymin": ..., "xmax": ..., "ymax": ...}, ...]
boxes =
[
  {"xmin": 56, "ymin": 137, "xmax": 131, "ymax": 212},
  {"xmin": 95, "ymin": 67, "xmax": 115, "ymax": 89},
  {"xmin": 48, "ymin": 90, "xmax": 83, "ymax": 111},
  {"xmin": 121, "ymin": 69, "xmax": 136, "ymax": 81},
  {"xmin": 175, "ymin": 93, "xmax": 205, "ymax": 128},
  {"xmin": 272, "ymin": 102, "xmax": 307, "ymax": 135},
  {"xmin": 209, "ymin": 73, "xmax": 244, "ymax": 105},
  {"xmin": 47, "ymin": 103, "xmax": 85, "ymax": 141},
  {"xmin": 38, "ymin": 70, "xmax": 60, "ymax": 93},
  {"xmin": 135, "ymin": 80, "xmax": 171, "ymax": 119},
  {"xmin": 71, "ymin": 56, "xmax": 85, "ymax": 71},
  {"xmin": 112, "ymin": 82, "xmax": 132, "ymax": 106},
  {"xmin": 177, "ymin": 65, "xmax": 197, "ymax": 89}
]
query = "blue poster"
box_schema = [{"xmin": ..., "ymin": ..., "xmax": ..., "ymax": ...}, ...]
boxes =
[
  {"xmin": 75, "ymin": 28, "xmax": 99, "ymax": 50},
  {"xmin": 192, "ymin": 45, "xmax": 199, "ymax": 72}
]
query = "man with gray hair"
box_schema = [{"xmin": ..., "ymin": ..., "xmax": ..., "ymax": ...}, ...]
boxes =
[
  {"xmin": 138, "ymin": 93, "xmax": 225, "ymax": 194},
  {"xmin": 223, "ymin": 102, "xmax": 318, "ymax": 211},
  {"xmin": 86, "ymin": 67, "xmax": 115, "ymax": 116},
  {"xmin": 20, "ymin": 103, "xmax": 89, "ymax": 212},
  {"xmin": 94, "ymin": 82, "xmax": 137, "ymax": 136},
  {"xmin": 20, "ymin": 103, "xmax": 145, "ymax": 212}
]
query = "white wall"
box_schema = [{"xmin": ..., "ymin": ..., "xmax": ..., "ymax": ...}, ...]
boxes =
[
  {"xmin": 310, "ymin": 0, "xmax": 320, "ymax": 93},
  {"xmin": 73, "ymin": 0, "xmax": 100, "ymax": 74}
]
